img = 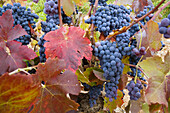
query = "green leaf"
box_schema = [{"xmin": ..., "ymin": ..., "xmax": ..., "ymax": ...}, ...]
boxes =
[
  {"xmin": 93, "ymin": 70, "xmax": 106, "ymax": 81},
  {"xmin": 142, "ymin": 103, "xmax": 150, "ymax": 113},
  {"xmin": 121, "ymin": 56, "xmax": 130, "ymax": 74},
  {"xmin": 139, "ymin": 52, "xmax": 170, "ymax": 107},
  {"xmin": 104, "ymin": 90, "xmax": 124, "ymax": 113},
  {"xmin": 75, "ymin": 67, "xmax": 105, "ymax": 86},
  {"xmin": 139, "ymin": 53, "xmax": 170, "ymax": 78},
  {"xmin": 149, "ymin": 104, "xmax": 162, "ymax": 113},
  {"xmin": 61, "ymin": 0, "xmax": 75, "ymax": 16},
  {"xmin": 73, "ymin": 0, "xmax": 88, "ymax": 6}
]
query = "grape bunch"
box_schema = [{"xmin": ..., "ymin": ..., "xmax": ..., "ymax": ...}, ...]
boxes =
[
  {"xmin": 93, "ymin": 40, "xmax": 124, "ymax": 101},
  {"xmin": 129, "ymin": 5, "xmax": 153, "ymax": 37},
  {"xmin": 85, "ymin": 5, "xmax": 131, "ymax": 36},
  {"xmin": 136, "ymin": 6, "xmax": 153, "ymax": 25},
  {"xmin": 127, "ymin": 41, "xmax": 147, "ymax": 87},
  {"xmin": 126, "ymin": 80, "xmax": 143, "ymax": 100},
  {"xmin": 132, "ymin": 47, "xmax": 146, "ymax": 57},
  {"xmin": 0, "ymin": 3, "xmax": 39, "ymax": 45},
  {"xmin": 43, "ymin": 0, "xmax": 72, "ymax": 25},
  {"xmin": 89, "ymin": 0, "xmax": 108, "ymax": 6},
  {"xmin": 38, "ymin": 35, "xmax": 47, "ymax": 62},
  {"xmin": 82, "ymin": 83, "xmax": 103, "ymax": 107},
  {"xmin": 89, "ymin": 85, "xmax": 103, "ymax": 107},
  {"xmin": 41, "ymin": 20, "xmax": 58, "ymax": 33},
  {"xmin": 116, "ymin": 32, "xmax": 134, "ymax": 56},
  {"xmin": 159, "ymin": 13, "xmax": 170, "ymax": 38}
]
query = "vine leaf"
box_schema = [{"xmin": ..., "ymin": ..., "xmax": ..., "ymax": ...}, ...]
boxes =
[
  {"xmin": 142, "ymin": 103, "xmax": 150, "ymax": 113},
  {"xmin": 33, "ymin": 58, "xmax": 80, "ymax": 112},
  {"xmin": 149, "ymin": 103, "xmax": 162, "ymax": 113},
  {"xmin": 61, "ymin": 0, "xmax": 75, "ymax": 16},
  {"xmin": 75, "ymin": 67, "xmax": 105, "ymax": 86},
  {"xmin": 118, "ymin": 74, "xmax": 128, "ymax": 90},
  {"xmin": 73, "ymin": 0, "xmax": 88, "ymax": 6},
  {"xmin": 132, "ymin": 0, "xmax": 148, "ymax": 14},
  {"xmin": 33, "ymin": 93, "xmax": 79, "ymax": 113},
  {"xmin": 167, "ymin": 75, "xmax": 170, "ymax": 99},
  {"xmin": 0, "ymin": 41, "xmax": 37, "ymax": 75},
  {"xmin": 130, "ymin": 92, "xmax": 145, "ymax": 113},
  {"xmin": 93, "ymin": 70, "xmax": 106, "ymax": 81},
  {"xmin": 36, "ymin": 58, "xmax": 81, "ymax": 95},
  {"xmin": 145, "ymin": 20, "xmax": 162, "ymax": 52},
  {"xmin": 104, "ymin": 90, "xmax": 124, "ymax": 113},
  {"xmin": 0, "ymin": 10, "xmax": 27, "ymax": 41},
  {"xmin": 44, "ymin": 26, "xmax": 92, "ymax": 72},
  {"xmin": 0, "ymin": 73, "xmax": 40, "ymax": 113},
  {"xmin": 139, "ymin": 52, "xmax": 170, "ymax": 107},
  {"xmin": 121, "ymin": 56, "xmax": 130, "ymax": 74}
]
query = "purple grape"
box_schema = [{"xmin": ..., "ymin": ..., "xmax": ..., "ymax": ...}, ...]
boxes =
[
  {"xmin": 167, "ymin": 27, "xmax": 170, "ymax": 35},
  {"xmin": 159, "ymin": 27, "xmax": 167, "ymax": 34},
  {"xmin": 160, "ymin": 18, "xmax": 170, "ymax": 27}
]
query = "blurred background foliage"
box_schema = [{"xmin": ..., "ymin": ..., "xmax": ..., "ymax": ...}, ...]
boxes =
[
  {"xmin": 152, "ymin": 0, "xmax": 170, "ymax": 18},
  {"xmin": 0, "ymin": 0, "xmax": 169, "ymax": 21}
]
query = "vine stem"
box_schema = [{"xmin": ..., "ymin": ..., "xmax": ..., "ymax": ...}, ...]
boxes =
[
  {"xmin": 87, "ymin": 5, "xmax": 93, "ymax": 16},
  {"xmin": 106, "ymin": 0, "xmax": 166, "ymax": 40},
  {"xmin": 123, "ymin": 63, "xmax": 149, "ymax": 79},
  {"xmin": 127, "ymin": 75, "xmax": 148, "ymax": 84},
  {"xmin": 58, "ymin": 0, "xmax": 63, "ymax": 27},
  {"xmin": 9, "ymin": 66, "xmax": 37, "ymax": 75},
  {"xmin": 151, "ymin": 1, "xmax": 170, "ymax": 20},
  {"xmin": 90, "ymin": 0, "xmax": 99, "ymax": 45}
]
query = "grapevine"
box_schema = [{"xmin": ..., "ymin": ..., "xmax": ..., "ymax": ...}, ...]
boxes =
[{"xmin": 0, "ymin": 0, "xmax": 169, "ymax": 113}]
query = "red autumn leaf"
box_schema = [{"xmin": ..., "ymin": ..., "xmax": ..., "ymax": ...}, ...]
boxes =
[
  {"xmin": 0, "ymin": 41, "xmax": 37, "ymax": 75},
  {"xmin": 0, "ymin": 10, "xmax": 27, "ymax": 41},
  {"xmin": 36, "ymin": 58, "xmax": 81, "ymax": 95},
  {"xmin": 32, "ymin": 58, "xmax": 80, "ymax": 112},
  {"xmin": 33, "ymin": 93, "xmax": 79, "ymax": 113},
  {"xmin": 44, "ymin": 26, "xmax": 92, "ymax": 72},
  {"xmin": 0, "ymin": 73, "xmax": 40, "ymax": 113}
]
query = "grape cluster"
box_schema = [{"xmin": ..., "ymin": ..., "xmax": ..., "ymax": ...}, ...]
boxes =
[
  {"xmin": 137, "ymin": 6, "xmax": 153, "ymax": 25},
  {"xmin": 129, "ymin": 5, "xmax": 153, "ymax": 37},
  {"xmin": 89, "ymin": 85, "xmax": 103, "ymax": 107},
  {"xmin": 127, "ymin": 41, "xmax": 147, "ymax": 87},
  {"xmin": 159, "ymin": 14, "xmax": 170, "ymax": 38},
  {"xmin": 116, "ymin": 32, "xmax": 134, "ymax": 56},
  {"xmin": 41, "ymin": 21, "xmax": 58, "ymax": 33},
  {"xmin": 128, "ymin": 48, "xmax": 144, "ymax": 78},
  {"xmin": 85, "ymin": 5, "xmax": 131, "ymax": 36},
  {"xmin": 82, "ymin": 83, "xmax": 103, "ymax": 107},
  {"xmin": 132, "ymin": 47, "xmax": 146, "ymax": 57},
  {"xmin": 93, "ymin": 40, "xmax": 124, "ymax": 101},
  {"xmin": 89, "ymin": 0, "xmax": 108, "ymax": 6},
  {"xmin": 38, "ymin": 35, "xmax": 47, "ymax": 62},
  {"xmin": 44, "ymin": 0, "xmax": 72, "ymax": 25},
  {"xmin": 0, "ymin": 3, "xmax": 39, "ymax": 45},
  {"xmin": 126, "ymin": 80, "xmax": 143, "ymax": 100},
  {"xmin": 128, "ymin": 24, "xmax": 140, "ymax": 37}
]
